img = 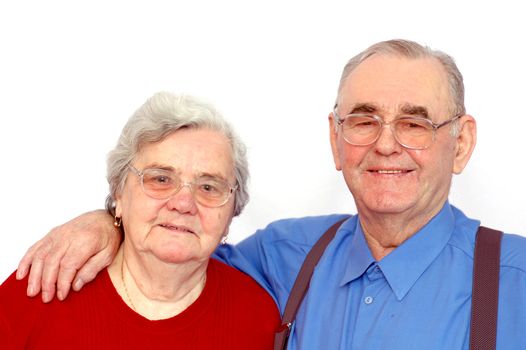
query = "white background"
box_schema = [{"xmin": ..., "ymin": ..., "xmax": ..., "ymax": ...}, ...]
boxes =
[{"xmin": 1, "ymin": 0, "xmax": 525, "ymax": 283}]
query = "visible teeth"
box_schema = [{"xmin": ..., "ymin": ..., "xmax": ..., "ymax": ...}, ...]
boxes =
[{"xmin": 377, "ymin": 170, "xmax": 403, "ymax": 174}]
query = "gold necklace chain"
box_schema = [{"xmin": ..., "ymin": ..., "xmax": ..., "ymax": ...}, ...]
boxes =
[{"xmin": 121, "ymin": 255, "xmax": 137, "ymax": 312}]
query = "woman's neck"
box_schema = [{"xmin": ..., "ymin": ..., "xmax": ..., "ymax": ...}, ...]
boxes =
[{"xmin": 108, "ymin": 246, "xmax": 208, "ymax": 320}]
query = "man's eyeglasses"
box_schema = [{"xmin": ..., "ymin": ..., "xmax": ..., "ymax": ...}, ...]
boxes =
[
  {"xmin": 334, "ymin": 112, "xmax": 462, "ymax": 150},
  {"xmin": 128, "ymin": 165, "xmax": 237, "ymax": 208}
]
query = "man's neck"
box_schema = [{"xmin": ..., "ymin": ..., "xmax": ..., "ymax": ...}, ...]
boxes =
[{"xmin": 358, "ymin": 205, "xmax": 443, "ymax": 261}]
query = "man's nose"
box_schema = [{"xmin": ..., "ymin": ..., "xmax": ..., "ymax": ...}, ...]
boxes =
[{"xmin": 374, "ymin": 124, "xmax": 402, "ymax": 155}]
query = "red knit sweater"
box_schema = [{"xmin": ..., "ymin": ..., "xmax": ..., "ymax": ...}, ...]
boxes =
[{"xmin": 0, "ymin": 258, "xmax": 280, "ymax": 349}]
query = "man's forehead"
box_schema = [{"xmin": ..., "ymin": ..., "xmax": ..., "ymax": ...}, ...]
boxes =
[
  {"xmin": 358, "ymin": 56, "xmax": 444, "ymax": 83},
  {"xmin": 337, "ymin": 55, "xmax": 451, "ymax": 117},
  {"xmin": 354, "ymin": 53, "xmax": 443, "ymax": 73}
]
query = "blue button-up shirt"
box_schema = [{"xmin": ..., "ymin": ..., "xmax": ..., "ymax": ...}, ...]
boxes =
[{"xmin": 215, "ymin": 203, "xmax": 526, "ymax": 349}]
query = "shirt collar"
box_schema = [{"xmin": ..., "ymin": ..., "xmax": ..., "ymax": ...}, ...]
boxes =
[
  {"xmin": 379, "ymin": 202, "xmax": 455, "ymax": 300},
  {"xmin": 340, "ymin": 202, "xmax": 456, "ymax": 301},
  {"xmin": 340, "ymin": 216, "xmax": 376, "ymax": 285}
]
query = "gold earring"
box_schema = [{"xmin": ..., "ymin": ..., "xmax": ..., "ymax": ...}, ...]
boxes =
[{"xmin": 114, "ymin": 216, "xmax": 122, "ymax": 227}]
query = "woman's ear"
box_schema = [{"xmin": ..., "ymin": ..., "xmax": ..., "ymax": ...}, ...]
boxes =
[{"xmin": 114, "ymin": 194, "xmax": 123, "ymax": 218}]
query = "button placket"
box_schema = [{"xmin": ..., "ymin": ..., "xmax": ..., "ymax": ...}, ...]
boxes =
[
  {"xmin": 351, "ymin": 263, "xmax": 389, "ymax": 348},
  {"xmin": 362, "ymin": 264, "xmax": 384, "ymax": 305}
]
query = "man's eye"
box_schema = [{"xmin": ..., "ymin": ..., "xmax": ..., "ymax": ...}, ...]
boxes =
[
  {"xmin": 355, "ymin": 121, "xmax": 375, "ymax": 127},
  {"xmin": 399, "ymin": 120, "xmax": 430, "ymax": 130},
  {"xmin": 409, "ymin": 122, "xmax": 427, "ymax": 129},
  {"xmin": 347, "ymin": 117, "xmax": 378, "ymax": 128}
]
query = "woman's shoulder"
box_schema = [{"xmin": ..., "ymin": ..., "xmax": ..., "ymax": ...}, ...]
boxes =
[
  {"xmin": 0, "ymin": 269, "xmax": 112, "ymax": 322},
  {"xmin": 209, "ymin": 258, "xmax": 272, "ymax": 294},
  {"xmin": 207, "ymin": 258, "xmax": 280, "ymax": 344},
  {"xmin": 208, "ymin": 258, "xmax": 279, "ymax": 310},
  {"xmin": 0, "ymin": 271, "xmax": 45, "ymax": 312},
  {"xmin": 0, "ymin": 271, "xmax": 48, "ymax": 348},
  {"xmin": 172, "ymin": 259, "xmax": 280, "ymax": 349},
  {"xmin": 1, "ymin": 270, "xmax": 26, "ymax": 297}
]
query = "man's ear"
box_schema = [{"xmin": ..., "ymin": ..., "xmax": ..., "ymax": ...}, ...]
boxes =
[
  {"xmin": 329, "ymin": 112, "xmax": 343, "ymax": 171},
  {"xmin": 453, "ymin": 115, "xmax": 477, "ymax": 174}
]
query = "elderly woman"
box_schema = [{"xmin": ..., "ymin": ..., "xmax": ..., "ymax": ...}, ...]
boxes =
[{"xmin": 0, "ymin": 92, "xmax": 280, "ymax": 348}]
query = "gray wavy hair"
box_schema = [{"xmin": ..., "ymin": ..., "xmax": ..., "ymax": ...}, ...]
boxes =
[
  {"xmin": 335, "ymin": 39, "xmax": 465, "ymax": 135},
  {"xmin": 105, "ymin": 92, "xmax": 249, "ymax": 217}
]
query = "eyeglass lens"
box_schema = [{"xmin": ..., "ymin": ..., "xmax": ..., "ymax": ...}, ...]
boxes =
[
  {"xmin": 341, "ymin": 115, "xmax": 436, "ymax": 149},
  {"xmin": 140, "ymin": 169, "xmax": 232, "ymax": 207}
]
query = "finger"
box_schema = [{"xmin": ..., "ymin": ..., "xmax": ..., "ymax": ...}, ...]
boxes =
[
  {"xmin": 40, "ymin": 249, "xmax": 66, "ymax": 303},
  {"xmin": 57, "ymin": 241, "xmax": 101, "ymax": 294},
  {"xmin": 72, "ymin": 251, "xmax": 114, "ymax": 292},
  {"xmin": 26, "ymin": 255, "xmax": 45, "ymax": 298},
  {"xmin": 56, "ymin": 265, "xmax": 77, "ymax": 301},
  {"xmin": 55, "ymin": 244, "xmax": 93, "ymax": 299},
  {"xmin": 16, "ymin": 241, "xmax": 43, "ymax": 280},
  {"xmin": 26, "ymin": 239, "xmax": 54, "ymax": 298}
]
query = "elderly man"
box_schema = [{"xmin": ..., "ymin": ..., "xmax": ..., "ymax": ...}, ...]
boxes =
[{"xmin": 14, "ymin": 40, "xmax": 526, "ymax": 349}]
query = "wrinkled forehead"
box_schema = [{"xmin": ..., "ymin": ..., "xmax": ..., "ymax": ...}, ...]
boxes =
[
  {"xmin": 337, "ymin": 55, "xmax": 453, "ymax": 118},
  {"xmin": 135, "ymin": 127, "xmax": 236, "ymax": 181}
]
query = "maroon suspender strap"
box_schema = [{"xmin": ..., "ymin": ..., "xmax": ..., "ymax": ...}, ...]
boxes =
[
  {"xmin": 273, "ymin": 222, "xmax": 502, "ymax": 350},
  {"xmin": 274, "ymin": 218, "xmax": 348, "ymax": 350},
  {"xmin": 470, "ymin": 226, "xmax": 503, "ymax": 350}
]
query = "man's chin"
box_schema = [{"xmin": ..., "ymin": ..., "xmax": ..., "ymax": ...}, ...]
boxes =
[{"xmin": 358, "ymin": 196, "xmax": 418, "ymax": 215}]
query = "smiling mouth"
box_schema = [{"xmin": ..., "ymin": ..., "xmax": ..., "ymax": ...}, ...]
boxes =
[
  {"xmin": 159, "ymin": 224, "xmax": 195, "ymax": 234},
  {"xmin": 368, "ymin": 169, "xmax": 414, "ymax": 174}
]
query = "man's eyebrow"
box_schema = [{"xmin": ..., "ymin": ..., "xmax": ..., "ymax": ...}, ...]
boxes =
[
  {"xmin": 400, "ymin": 105, "xmax": 430, "ymax": 118},
  {"xmin": 349, "ymin": 103, "xmax": 378, "ymax": 115},
  {"xmin": 340, "ymin": 103, "xmax": 430, "ymax": 118}
]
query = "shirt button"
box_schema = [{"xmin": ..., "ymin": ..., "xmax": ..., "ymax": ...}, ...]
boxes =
[{"xmin": 364, "ymin": 296, "xmax": 374, "ymax": 305}]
